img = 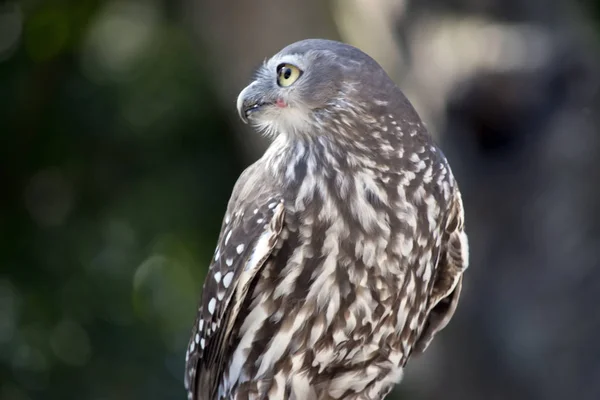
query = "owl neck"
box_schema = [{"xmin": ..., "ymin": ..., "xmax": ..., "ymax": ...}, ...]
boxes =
[
  {"xmin": 260, "ymin": 132, "xmax": 392, "ymax": 235},
  {"xmin": 264, "ymin": 134, "xmax": 343, "ymax": 186},
  {"xmin": 265, "ymin": 132, "xmax": 386, "ymax": 197}
]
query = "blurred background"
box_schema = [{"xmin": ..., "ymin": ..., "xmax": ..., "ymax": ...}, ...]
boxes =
[{"xmin": 1, "ymin": 0, "xmax": 599, "ymax": 399}]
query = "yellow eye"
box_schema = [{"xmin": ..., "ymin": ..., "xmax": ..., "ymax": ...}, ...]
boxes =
[{"xmin": 276, "ymin": 63, "xmax": 302, "ymax": 87}]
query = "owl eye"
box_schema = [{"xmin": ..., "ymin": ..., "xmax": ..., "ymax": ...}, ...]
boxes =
[{"xmin": 276, "ymin": 63, "xmax": 302, "ymax": 87}]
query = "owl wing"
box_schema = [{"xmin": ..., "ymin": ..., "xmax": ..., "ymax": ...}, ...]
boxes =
[
  {"xmin": 184, "ymin": 168, "xmax": 286, "ymax": 400},
  {"xmin": 414, "ymin": 184, "xmax": 469, "ymax": 354}
]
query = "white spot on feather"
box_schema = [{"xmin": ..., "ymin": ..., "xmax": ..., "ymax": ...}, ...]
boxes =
[
  {"xmin": 208, "ymin": 298, "xmax": 216, "ymax": 315},
  {"xmin": 223, "ymin": 271, "xmax": 234, "ymax": 288}
]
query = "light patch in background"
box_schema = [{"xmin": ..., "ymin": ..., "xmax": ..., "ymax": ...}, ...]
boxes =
[
  {"xmin": 133, "ymin": 234, "xmax": 199, "ymax": 350},
  {"xmin": 80, "ymin": 0, "xmax": 160, "ymax": 83},
  {"xmin": 24, "ymin": 168, "xmax": 75, "ymax": 228},
  {"xmin": 332, "ymin": 4, "xmax": 554, "ymax": 137},
  {"xmin": 403, "ymin": 16, "xmax": 553, "ymax": 134},
  {"xmin": 50, "ymin": 319, "xmax": 92, "ymax": 367},
  {"xmin": 331, "ymin": 0, "xmax": 406, "ymax": 80},
  {"xmin": 0, "ymin": 2, "xmax": 22, "ymax": 62},
  {"xmin": 79, "ymin": 0, "xmax": 204, "ymax": 136}
]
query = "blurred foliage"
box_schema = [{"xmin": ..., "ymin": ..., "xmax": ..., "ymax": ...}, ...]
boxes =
[{"xmin": 0, "ymin": 1, "xmax": 245, "ymax": 399}]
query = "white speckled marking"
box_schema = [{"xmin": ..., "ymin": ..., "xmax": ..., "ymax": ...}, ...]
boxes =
[
  {"xmin": 223, "ymin": 271, "xmax": 234, "ymax": 288},
  {"xmin": 208, "ymin": 298, "xmax": 216, "ymax": 315}
]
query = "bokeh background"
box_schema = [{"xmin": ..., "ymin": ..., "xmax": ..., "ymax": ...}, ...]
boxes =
[{"xmin": 1, "ymin": 0, "xmax": 600, "ymax": 399}]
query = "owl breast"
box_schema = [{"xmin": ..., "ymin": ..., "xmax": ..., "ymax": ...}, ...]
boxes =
[{"xmin": 218, "ymin": 169, "xmax": 441, "ymax": 399}]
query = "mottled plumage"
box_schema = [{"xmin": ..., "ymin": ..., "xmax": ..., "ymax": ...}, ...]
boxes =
[{"xmin": 185, "ymin": 39, "xmax": 469, "ymax": 400}]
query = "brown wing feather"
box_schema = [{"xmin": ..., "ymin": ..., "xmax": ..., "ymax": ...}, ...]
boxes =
[
  {"xmin": 184, "ymin": 173, "xmax": 286, "ymax": 400},
  {"xmin": 414, "ymin": 186, "xmax": 469, "ymax": 354}
]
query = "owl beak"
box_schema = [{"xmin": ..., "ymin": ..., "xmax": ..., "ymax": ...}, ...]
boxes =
[{"xmin": 236, "ymin": 81, "xmax": 271, "ymax": 124}]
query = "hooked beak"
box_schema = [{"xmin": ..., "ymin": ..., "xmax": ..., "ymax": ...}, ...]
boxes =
[{"xmin": 236, "ymin": 81, "xmax": 273, "ymax": 124}]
